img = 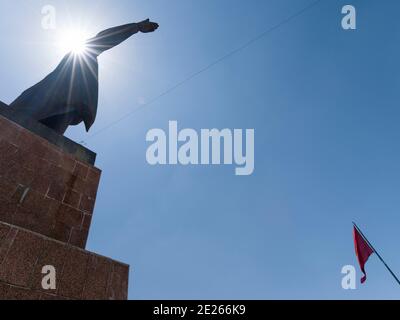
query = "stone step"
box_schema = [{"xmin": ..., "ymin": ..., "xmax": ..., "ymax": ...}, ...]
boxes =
[{"xmin": 0, "ymin": 221, "xmax": 129, "ymax": 300}]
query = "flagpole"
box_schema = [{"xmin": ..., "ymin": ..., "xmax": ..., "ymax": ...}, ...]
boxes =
[{"xmin": 353, "ymin": 222, "xmax": 400, "ymax": 286}]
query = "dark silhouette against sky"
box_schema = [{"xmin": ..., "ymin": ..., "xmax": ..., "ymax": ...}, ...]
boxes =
[{"xmin": 5, "ymin": 19, "xmax": 159, "ymax": 135}]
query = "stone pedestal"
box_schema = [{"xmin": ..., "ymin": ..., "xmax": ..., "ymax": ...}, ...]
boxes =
[{"xmin": 0, "ymin": 107, "xmax": 129, "ymax": 300}]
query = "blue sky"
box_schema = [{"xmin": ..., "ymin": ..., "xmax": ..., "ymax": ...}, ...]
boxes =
[{"xmin": 1, "ymin": 0, "xmax": 400, "ymax": 299}]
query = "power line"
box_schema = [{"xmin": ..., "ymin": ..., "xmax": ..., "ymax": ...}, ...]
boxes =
[{"xmin": 81, "ymin": 0, "xmax": 323, "ymax": 144}]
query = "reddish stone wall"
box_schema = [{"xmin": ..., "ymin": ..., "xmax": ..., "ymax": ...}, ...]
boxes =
[
  {"xmin": 0, "ymin": 114, "xmax": 129, "ymax": 300},
  {"xmin": 0, "ymin": 222, "xmax": 129, "ymax": 300},
  {"xmin": 0, "ymin": 115, "xmax": 100, "ymax": 249}
]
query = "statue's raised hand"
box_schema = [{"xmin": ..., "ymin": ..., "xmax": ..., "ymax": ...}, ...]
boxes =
[{"xmin": 138, "ymin": 19, "xmax": 159, "ymax": 33}]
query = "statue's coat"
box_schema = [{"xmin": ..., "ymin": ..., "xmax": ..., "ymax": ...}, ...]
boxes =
[{"xmin": 9, "ymin": 53, "xmax": 99, "ymax": 131}]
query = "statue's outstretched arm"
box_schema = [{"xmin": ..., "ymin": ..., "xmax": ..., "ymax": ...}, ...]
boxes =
[{"xmin": 87, "ymin": 19, "xmax": 159, "ymax": 55}]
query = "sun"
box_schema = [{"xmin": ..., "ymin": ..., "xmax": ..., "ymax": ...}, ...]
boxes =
[{"xmin": 57, "ymin": 29, "xmax": 90, "ymax": 55}]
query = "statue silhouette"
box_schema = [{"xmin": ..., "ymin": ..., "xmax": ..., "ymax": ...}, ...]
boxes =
[{"xmin": 2, "ymin": 19, "xmax": 159, "ymax": 135}]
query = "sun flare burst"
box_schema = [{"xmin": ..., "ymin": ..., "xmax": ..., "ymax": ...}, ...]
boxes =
[{"xmin": 57, "ymin": 29, "xmax": 90, "ymax": 55}]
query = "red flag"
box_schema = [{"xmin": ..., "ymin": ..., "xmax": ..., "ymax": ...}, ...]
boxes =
[{"xmin": 353, "ymin": 226, "xmax": 374, "ymax": 283}]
